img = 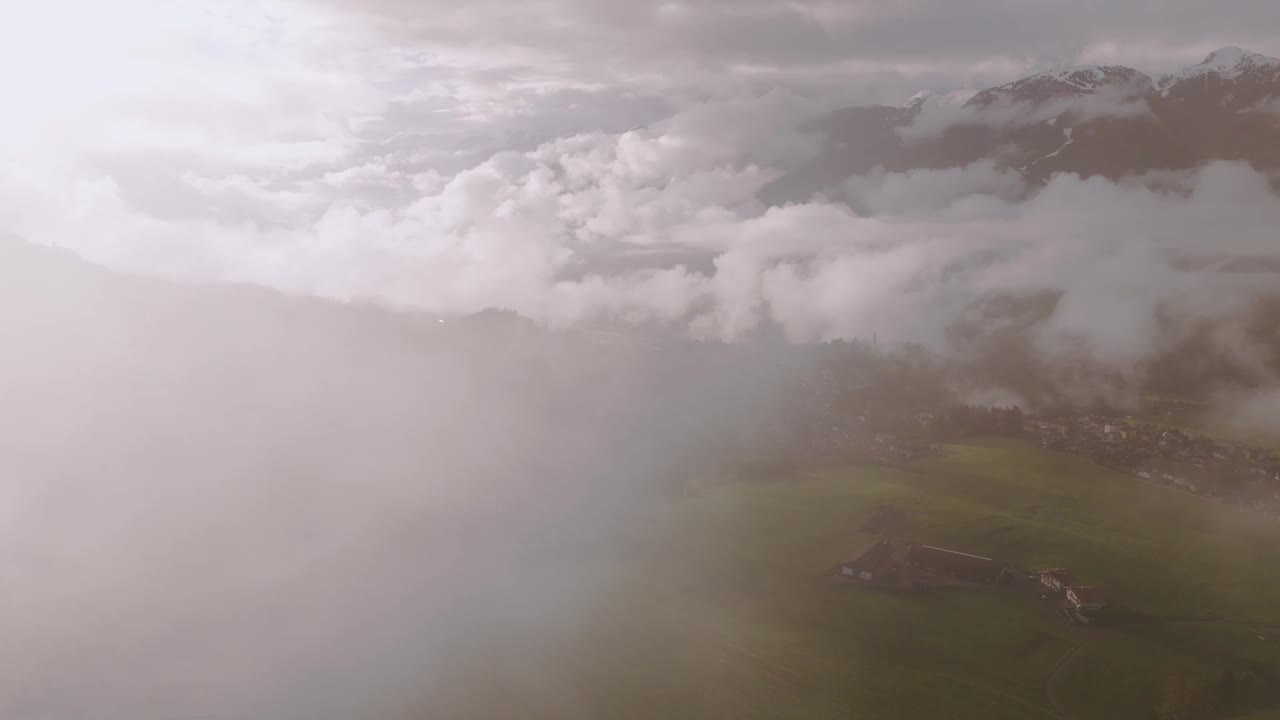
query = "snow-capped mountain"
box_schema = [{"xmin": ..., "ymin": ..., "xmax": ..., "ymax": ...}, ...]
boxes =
[
  {"xmin": 762, "ymin": 47, "xmax": 1280, "ymax": 205},
  {"xmin": 1157, "ymin": 47, "xmax": 1280, "ymax": 113},
  {"xmin": 1159, "ymin": 47, "xmax": 1280, "ymax": 92},
  {"xmin": 967, "ymin": 65, "xmax": 1153, "ymax": 106}
]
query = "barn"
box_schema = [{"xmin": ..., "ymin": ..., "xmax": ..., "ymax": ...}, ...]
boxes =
[
  {"xmin": 908, "ymin": 544, "xmax": 1006, "ymax": 584},
  {"xmin": 1038, "ymin": 568, "xmax": 1077, "ymax": 593},
  {"xmin": 836, "ymin": 540, "xmax": 898, "ymax": 582}
]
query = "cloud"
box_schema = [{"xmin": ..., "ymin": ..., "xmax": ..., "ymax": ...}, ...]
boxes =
[
  {"xmin": 1241, "ymin": 96, "xmax": 1280, "ymax": 123},
  {"xmin": 8, "ymin": 74, "xmax": 1280, "ymax": 385},
  {"xmin": 842, "ymin": 160, "xmax": 1026, "ymax": 215},
  {"xmin": 2, "ymin": 92, "xmax": 808, "ymax": 321},
  {"xmin": 318, "ymin": 0, "xmax": 1280, "ymax": 84},
  {"xmin": 1209, "ymin": 386, "xmax": 1280, "ymax": 436}
]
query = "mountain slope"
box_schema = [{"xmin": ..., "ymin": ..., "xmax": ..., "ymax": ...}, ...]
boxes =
[
  {"xmin": 967, "ymin": 64, "xmax": 1154, "ymax": 106},
  {"xmin": 764, "ymin": 47, "xmax": 1280, "ymax": 204}
]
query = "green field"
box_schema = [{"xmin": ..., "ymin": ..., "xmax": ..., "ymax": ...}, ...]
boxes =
[{"xmin": 417, "ymin": 440, "xmax": 1280, "ymax": 719}]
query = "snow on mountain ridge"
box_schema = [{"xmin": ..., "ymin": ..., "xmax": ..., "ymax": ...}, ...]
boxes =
[
  {"xmin": 906, "ymin": 47, "xmax": 1277, "ymax": 109},
  {"xmin": 1037, "ymin": 65, "xmax": 1136, "ymax": 89},
  {"xmin": 900, "ymin": 88, "xmax": 978, "ymax": 111},
  {"xmin": 965, "ymin": 64, "xmax": 1153, "ymax": 107},
  {"xmin": 1159, "ymin": 46, "xmax": 1280, "ymax": 91},
  {"xmin": 997, "ymin": 64, "xmax": 1151, "ymax": 92}
]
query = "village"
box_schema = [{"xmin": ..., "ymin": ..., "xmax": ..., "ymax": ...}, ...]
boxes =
[
  {"xmin": 831, "ymin": 538, "xmax": 1110, "ymax": 626},
  {"xmin": 788, "ymin": 398, "xmax": 1280, "ymax": 518},
  {"xmin": 721, "ymin": 340, "xmax": 1280, "ymax": 519},
  {"xmin": 1021, "ymin": 411, "xmax": 1280, "ymax": 515}
]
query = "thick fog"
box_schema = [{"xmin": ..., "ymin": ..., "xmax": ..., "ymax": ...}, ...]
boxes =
[{"xmin": 0, "ymin": 239, "xmax": 822, "ymax": 719}]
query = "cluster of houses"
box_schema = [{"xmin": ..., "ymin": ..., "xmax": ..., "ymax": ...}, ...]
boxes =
[
  {"xmin": 1038, "ymin": 568, "xmax": 1108, "ymax": 613},
  {"xmin": 1025, "ymin": 414, "xmax": 1280, "ymax": 514},
  {"xmin": 776, "ymin": 378, "xmax": 1280, "ymax": 516}
]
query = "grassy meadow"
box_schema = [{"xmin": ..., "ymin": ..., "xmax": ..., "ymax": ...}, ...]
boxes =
[{"xmin": 414, "ymin": 440, "xmax": 1280, "ymax": 719}]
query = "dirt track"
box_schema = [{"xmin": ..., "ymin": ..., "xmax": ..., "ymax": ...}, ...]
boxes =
[{"xmin": 1045, "ymin": 638, "xmax": 1097, "ymax": 720}]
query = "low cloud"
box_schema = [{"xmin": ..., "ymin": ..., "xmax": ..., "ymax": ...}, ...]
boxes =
[
  {"xmin": 7, "ymin": 87, "xmax": 1280, "ymax": 396},
  {"xmin": 1242, "ymin": 96, "xmax": 1280, "ymax": 123},
  {"xmin": 1210, "ymin": 387, "xmax": 1280, "ymax": 436},
  {"xmin": 842, "ymin": 160, "xmax": 1026, "ymax": 215}
]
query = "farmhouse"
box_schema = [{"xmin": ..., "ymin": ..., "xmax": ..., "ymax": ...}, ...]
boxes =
[
  {"xmin": 1038, "ymin": 568, "xmax": 1077, "ymax": 593},
  {"xmin": 836, "ymin": 540, "xmax": 897, "ymax": 582},
  {"xmin": 908, "ymin": 544, "xmax": 1005, "ymax": 584},
  {"xmin": 1066, "ymin": 585, "xmax": 1108, "ymax": 611}
]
